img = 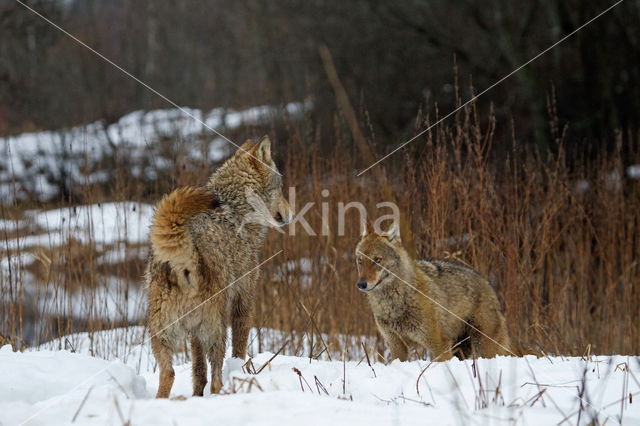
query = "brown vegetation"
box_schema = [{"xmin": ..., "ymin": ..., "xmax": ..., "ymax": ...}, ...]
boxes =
[{"xmin": 1, "ymin": 100, "xmax": 639, "ymax": 359}]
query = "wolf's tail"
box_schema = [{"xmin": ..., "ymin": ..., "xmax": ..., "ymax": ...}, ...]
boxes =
[{"xmin": 149, "ymin": 186, "xmax": 218, "ymax": 269}]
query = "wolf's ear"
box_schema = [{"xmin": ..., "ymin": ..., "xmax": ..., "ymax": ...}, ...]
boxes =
[
  {"xmin": 238, "ymin": 139, "xmax": 256, "ymax": 155},
  {"xmin": 383, "ymin": 222, "xmax": 401, "ymax": 242},
  {"xmin": 250, "ymin": 135, "xmax": 273, "ymax": 163},
  {"xmin": 361, "ymin": 219, "xmax": 375, "ymax": 237}
]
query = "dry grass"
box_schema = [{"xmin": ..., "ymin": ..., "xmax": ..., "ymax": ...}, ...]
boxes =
[{"xmin": 1, "ymin": 101, "xmax": 638, "ymax": 359}]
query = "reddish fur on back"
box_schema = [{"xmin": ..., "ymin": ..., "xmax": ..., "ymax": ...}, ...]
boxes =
[{"xmin": 149, "ymin": 186, "xmax": 218, "ymax": 269}]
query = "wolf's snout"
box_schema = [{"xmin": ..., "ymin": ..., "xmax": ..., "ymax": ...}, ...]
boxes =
[
  {"xmin": 357, "ymin": 280, "xmax": 368, "ymax": 291},
  {"xmin": 275, "ymin": 195, "xmax": 293, "ymax": 225},
  {"xmin": 274, "ymin": 210, "xmax": 294, "ymax": 225}
]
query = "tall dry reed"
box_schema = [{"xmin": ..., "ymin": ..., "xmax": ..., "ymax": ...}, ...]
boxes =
[{"xmin": 1, "ymin": 103, "xmax": 638, "ymax": 360}]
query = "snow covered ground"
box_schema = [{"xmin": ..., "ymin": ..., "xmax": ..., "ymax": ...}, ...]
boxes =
[
  {"xmin": 1, "ymin": 202, "xmax": 153, "ymax": 331},
  {"xmin": 1, "ymin": 329, "xmax": 638, "ymax": 425},
  {"xmin": 0, "ymin": 101, "xmax": 310, "ymax": 202},
  {"xmin": 2, "ymin": 201, "xmax": 154, "ymax": 251}
]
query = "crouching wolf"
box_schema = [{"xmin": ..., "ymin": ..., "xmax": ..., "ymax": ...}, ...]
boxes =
[
  {"xmin": 146, "ymin": 136, "xmax": 292, "ymax": 398},
  {"xmin": 355, "ymin": 222, "xmax": 512, "ymax": 361}
]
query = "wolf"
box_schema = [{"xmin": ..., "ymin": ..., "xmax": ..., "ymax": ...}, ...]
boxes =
[
  {"xmin": 355, "ymin": 221, "xmax": 513, "ymax": 361},
  {"xmin": 146, "ymin": 136, "xmax": 292, "ymax": 398}
]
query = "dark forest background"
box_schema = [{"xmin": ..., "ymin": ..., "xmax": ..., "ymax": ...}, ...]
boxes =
[{"xmin": 1, "ymin": 0, "xmax": 639, "ymax": 159}]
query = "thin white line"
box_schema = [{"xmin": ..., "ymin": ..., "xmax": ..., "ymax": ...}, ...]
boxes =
[
  {"xmin": 18, "ymin": 251, "xmax": 282, "ymax": 425},
  {"xmin": 357, "ymin": 0, "xmax": 624, "ymax": 176},
  {"xmin": 13, "ymin": 0, "xmax": 282, "ymax": 176}
]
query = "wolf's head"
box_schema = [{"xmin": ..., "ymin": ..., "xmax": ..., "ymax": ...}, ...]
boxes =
[
  {"xmin": 355, "ymin": 221, "xmax": 407, "ymax": 292},
  {"xmin": 209, "ymin": 135, "xmax": 293, "ymax": 229}
]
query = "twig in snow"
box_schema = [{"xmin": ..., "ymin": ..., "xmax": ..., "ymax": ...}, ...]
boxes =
[
  {"xmin": 225, "ymin": 377, "xmax": 263, "ymax": 394},
  {"xmin": 112, "ymin": 395, "xmax": 130, "ymax": 426},
  {"xmin": 342, "ymin": 349, "xmax": 347, "ymax": 395},
  {"xmin": 255, "ymin": 339, "xmax": 289, "ymax": 374},
  {"xmin": 507, "ymin": 389, "xmax": 547, "ymax": 408},
  {"xmin": 376, "ymin": 351, "xmax": 387, "ymax": 364},
  {"xmin": 415, "ymin": 337, "xmax": 469, "ymax": 396},
  {"xmin": 561, "ymin": 391, "xmax": 640, "ymax": 425},
  {"xmin": 313, "ymin": 347, "xmax": 327, "ymax": 360},
  {"xmin": 520, "ymin": 382, "xmax": 580, "ymax": 389},
  {"xmin": 243, "ymin": 358, "xmax": 257, "ymax": 374},
  {"xmin": 64, "ymin": 337, "xmax": 77, "ymax": 353},
  {"xmin": 396, "ymin": 395, "xmax": 433, "ymax": 406},
  {"xmin": 361, "ymin": 342, "xmax": 376, "ymax": 378},
  {"xmin": 71, "ymin": 386, "xmax": 93, "ymax": 423},
  {"xmin": 107, "ymin": 371, "xmax": 131, "ymax": 399},
  {"xmin": 299, "ymin": 301, "xmax": 331, "ymax": 361},
  {"xmin": 524, "ymin": 357, "xmax": 547, "ymax": 408},
  {"xmin": 529, "ymin": 389, "xmax": 546, "ymax": 407},
  {"xmin": 314, "ymin": 375, "xmax": 329, "ymax": 395},
  {"xmin": 292, "ymin": 367, "xmax": 313, "ymax": 393}
]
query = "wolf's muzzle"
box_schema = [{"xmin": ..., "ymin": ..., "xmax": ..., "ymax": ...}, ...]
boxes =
[
  {"xmin": 275, "ymin": 211, "xmax": 295, "ymax": 226},
  {"xmin": 357, "ymin": 271, "xmax": 388, "ymax": 292}
]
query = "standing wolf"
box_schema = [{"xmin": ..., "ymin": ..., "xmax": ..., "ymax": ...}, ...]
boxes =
[
  {"xmin": 146, "ymin": 136, "xmax": 292, "ymax": 398},
  {"xmin": 355, "ymin": 221, "xmax": 512, "ymax": 361}
]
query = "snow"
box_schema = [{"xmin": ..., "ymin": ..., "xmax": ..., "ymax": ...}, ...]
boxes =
[
  {"xmin": 32, "ymin": 276, "xmax": 146, "ymax": 323},
  {"xmin": 0, "ymin": 100, "xmax": 311, "ymax": 202},
  {"xmin": 28, "ymin": 202, "xmax": 154, "ymax": 246},
  {"xmin": 0, "ymin": 345, "xmax": 146, "ymax": 425},
  {"xmin": 37, "ymin": 326, "xmax": 372, "ymax": 373},
  {"xmin": 1, "ymin": 329, "xmax": 638, "ymax": 425},
  {"xmin": 1, "ymin": 203, "xmax": 152, "ymax": 331},
  {"xmin": 0, "ymin": 218, "xmax": 27, "ymax": 233},
  {"xmin": 97, "ymin": 242, "xmax": 149, "ymax": 265},
  {"xmin": 1, "ymin": 202, "xmax": 153, "ymax": 251},
  {"xmin": 0, "ymin": 345, "xmax": 146, "ymax": 405},
  {"xmin": 1, "ymin": 263, "xmax": 145, "ymax": 324}
]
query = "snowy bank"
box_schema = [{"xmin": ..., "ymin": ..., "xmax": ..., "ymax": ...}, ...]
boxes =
[
  {"xmin": 1, "ymin": 328, "xmax": 638, "ymax": 425},
  {"xmin": 0, "ymin": 101, "xmax": 311, "ymax": 202}
]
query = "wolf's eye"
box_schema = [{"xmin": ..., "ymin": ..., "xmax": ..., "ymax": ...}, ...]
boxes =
[{"xmin": 374, "ymin": 257, "xmax": 382, "ymax": 264}]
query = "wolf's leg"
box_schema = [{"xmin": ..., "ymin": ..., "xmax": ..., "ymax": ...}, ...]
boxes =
[
  {"xmin": 151, "ymin": 335, "xmax": 176, "ymax": 398},
  {"xmin": 389, "ymin": 336, "xmax": 409, "ymax": 362},
  {"xmin": 472, "ymin": 297, "xmax": 512, "ymax": 357},
  {"xmin": 413, "ymin": 327, "xmax": 453, "ymax": 362},
  {"xmin": 191, "ymin": 335, "xmax": 207, "ymax": 396},
  {"xmin": 207, "ymin": 323, "xmax": 227, "ymax": 394},
  {"xmin": 452, "ymin": 329, "xmax": 475, "ymax": 360},
  {"xmin": 378, "ymin": 327, "xmax": 408, "ymax": 361},
  {"xmin": 231, "ymin": 294, "xmax": 253, "ymax": 359},
  {"xmin": 429, "ymin": 337, "xmax": 453, "ymax": 361},
  {"xmin": 475, "ymin": 312, "xmax": 512, "ymax": 357}
]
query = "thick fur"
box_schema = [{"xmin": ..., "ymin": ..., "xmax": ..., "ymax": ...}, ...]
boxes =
[
  {"xmin": 147, "ymin": 136, "xmax": 292, "ymax": 398},
  {"xmin": 149, "ymin": 186, "xmax": 220, "ymax": 271},
  {"xmin": 355, "ymin": 223, "xmax": 513, "ymax": 361}
]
